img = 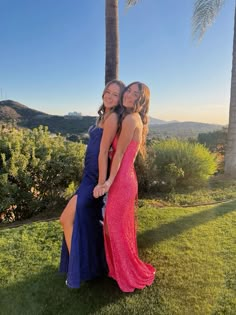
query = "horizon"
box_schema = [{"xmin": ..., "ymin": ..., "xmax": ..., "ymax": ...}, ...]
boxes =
[
  {"xmin": 0, "ymin": 0, "xmax": 234, "ymax": 125},
  {"xmin": 0, "ymin": 98, "xmax": 226, "ymax": 126}
]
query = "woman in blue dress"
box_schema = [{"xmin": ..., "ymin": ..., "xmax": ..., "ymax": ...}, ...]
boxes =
[{"xmin": 59, "ymin": 79, "xmax": 125, "ymax": 288}]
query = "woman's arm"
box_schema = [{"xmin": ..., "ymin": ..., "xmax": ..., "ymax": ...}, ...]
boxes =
[
  {"xmin": 94, "ymin": 114, "xmax": 137, "ymax": 198},
  {"xmin": 97, "ymin": 112, "xmax": 118, "ymax": 185}
]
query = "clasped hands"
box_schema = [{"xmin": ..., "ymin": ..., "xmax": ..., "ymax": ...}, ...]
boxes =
[{"xmin": 93, "ymin": 180, "xmax": 112, "ymax": 198}]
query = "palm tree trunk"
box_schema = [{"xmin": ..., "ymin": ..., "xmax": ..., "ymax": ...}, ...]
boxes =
[
  {"xmin": 105, "ymin": 0, "xmax": 119, "ymax": 84},
  {"xmin": 224, "ymin": 4, "xmax": 236, "ymax": 177}
]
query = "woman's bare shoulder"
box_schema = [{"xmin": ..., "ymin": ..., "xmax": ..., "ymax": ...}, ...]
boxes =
[
  {"xmin": 123, "ymin": 112, "xmax": 140, "ymax": 122},
  {"xmin": 122, "ymin": 113, "xmax": 137, "ymax": 127},
  {"xmin": 124, "ymin": 112, "xmax": 143, "ymax": 125},
  {"xmin": 108, "ymin": 111, "xmax": 119, "ymax": 120},
  {"xmin": 104, "ymin": 112, "xmax": 118, "ymax": 126}
]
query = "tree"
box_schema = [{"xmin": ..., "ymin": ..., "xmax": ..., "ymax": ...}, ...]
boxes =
[
  {"xmin": 192, "ymin": 0, "xmax": 236, "ymax": 177},
  {"xmin": 105, "ymin": 0, "xmax": 119, "ymax": 83},
  {"xmin": 105, "ymin": 0, "xmax": 138, "ymax": 84}
]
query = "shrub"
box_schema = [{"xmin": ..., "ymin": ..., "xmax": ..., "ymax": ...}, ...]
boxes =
[
  {"xmin": 134, "ymin": 152, "xmax": 150, "ymax": 196},
  {"xmin": 149, "ymin": 138, "xmax": 217, "ymax": 192},
  {"xmin": 0, "ymin": 126, "xmax": 86, "ymax": 221}
]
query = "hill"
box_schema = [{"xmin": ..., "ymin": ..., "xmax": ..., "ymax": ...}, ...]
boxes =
[
  {"xmin": 149, "ymin": 117, "xmax": 178, "ymax": 125},
  {"xmin": 149, "ymin": 121, "xmax": 224, "ymax": 139},
  {"xmin": 0, "ymin": 100, "xmax": 96, "ymax": 134},
  {"xmin": 0, "ymin": 100, "xmax": 224, "ymax": 138}
]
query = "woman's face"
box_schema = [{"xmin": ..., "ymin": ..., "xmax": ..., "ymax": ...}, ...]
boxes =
[
  {"xmin": 123, "ymin": 83, "xmax": 140, "ymax": 108},
  {"xmin": 103, "ymin": 83, "xmax": 121, "ymax": 111}
]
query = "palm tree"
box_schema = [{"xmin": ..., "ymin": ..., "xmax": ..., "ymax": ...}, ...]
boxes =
[
  {"xmin": 105, "ymin": 0, "xmax": 119, "ymax": 84},
  {"xmin": 105, "ymin": 0, "xmax": 139, "ymax": 84},
  {"xmin": 192, "ymin": 0, "xmax": 236, "ymax": 177}
]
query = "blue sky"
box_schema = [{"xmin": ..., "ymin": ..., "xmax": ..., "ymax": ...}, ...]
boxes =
[{"xmin": 0, "ymin": 0, "xmax": 234, "ymax": 124}]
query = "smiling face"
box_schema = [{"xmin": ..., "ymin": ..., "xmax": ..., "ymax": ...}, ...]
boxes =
[
  {"xmin": 122, "ymin": 83, "xmax": 141, "ymax": 109},
  {"xmin": 103, "ymin": 83, "xmax": 121, "ymax": 112}
]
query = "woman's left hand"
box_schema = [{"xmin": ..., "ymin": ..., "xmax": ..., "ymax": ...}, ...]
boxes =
[
  {"xmin": 93, "ymin": 184, "xmax": 105, "ymax": 198},
  {"xmin": 93, "ymin": 181, "xmax": 111, "ymax": 198}
]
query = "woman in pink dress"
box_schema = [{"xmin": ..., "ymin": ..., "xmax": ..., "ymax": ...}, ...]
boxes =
[{"xmin": 93, "ymin": 82, "xmax": 155, "ymax": 292}]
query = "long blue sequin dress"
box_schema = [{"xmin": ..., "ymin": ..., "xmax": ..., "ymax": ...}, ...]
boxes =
[{"xmin": 59, "ymin": 125, "xmax": 107, "ymax": 288}]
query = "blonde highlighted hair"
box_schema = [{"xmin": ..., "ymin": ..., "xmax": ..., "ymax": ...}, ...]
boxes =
[{"xmin": 121, "ymin": 81, "xmax": 150, "ymax": 157}]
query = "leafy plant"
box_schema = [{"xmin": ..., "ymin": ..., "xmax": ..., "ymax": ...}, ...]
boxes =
[
  {"xmin": 149, "ymin": 138, "xmax": 217, "ymax": 192},
  {"xmin": 0, "ymin": 126, "xmax": 86, "ymax": 221}
]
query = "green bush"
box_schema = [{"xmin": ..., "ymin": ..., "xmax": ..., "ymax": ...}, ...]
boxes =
[
  {"xmin": 0, "ymin": 126, "xmax": 86, "ymax": 221},
  {"xmin": 134, "ymin": 152, "xmax": 150, "ymax": 196},
  {"xmin": 197, "ymin": 127, "xmax": 227, "ymax": 154},
  {"xmin": 149, "ymin": 138, "xmax": 217, "ymax": 192}
]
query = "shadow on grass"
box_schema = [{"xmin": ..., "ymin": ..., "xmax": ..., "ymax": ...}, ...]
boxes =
[
  {"xmin": 0, "ymin": 265, "xmax": 164, "ymax": 315},
  {"xmin": 138, "ymin": 199, "xmax": 236, "ymax": 249},
  {"xmin": 0, "ymin": 266, "xmax": 121, "ymax": 315}
]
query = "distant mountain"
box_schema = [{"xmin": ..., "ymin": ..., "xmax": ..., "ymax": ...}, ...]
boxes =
[
  {"xmin": 149, "ymin": 121, "xmax": 224, "ymax": 139},
  {"xmin": 0, "ymin": 100, "xmax": 225, "ymax": 138},
  {"xmin": 149, "ymin": 117, "xmax": 178, "ymax": 125},
  {"xmin": 0, "ymin": 100, "xmax": 96, "ymax": 135}
]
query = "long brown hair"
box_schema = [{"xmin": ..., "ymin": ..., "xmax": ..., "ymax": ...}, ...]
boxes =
[
  {"xmin": 96, "ymin": 79, "xmax": 125, "ymax": 126},
  {"xmin": 121, "ymin": 81, "xmax": 150, "ymax": 157}
]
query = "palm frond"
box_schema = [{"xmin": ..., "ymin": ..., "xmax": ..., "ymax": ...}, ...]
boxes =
[
  {"xmin": 126, "ymin": 0, "xmax": 140, "ymax": 8},
  {"xmin": 192, "ymin": 0, "xmax": 226, "ymax": 40}
]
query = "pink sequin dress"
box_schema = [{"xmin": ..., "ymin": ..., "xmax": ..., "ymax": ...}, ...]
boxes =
[{"xmin": 104, "ymin": 136, "xmax": 156, "ymax": 292}]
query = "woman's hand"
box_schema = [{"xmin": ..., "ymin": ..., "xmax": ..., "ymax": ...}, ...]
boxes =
[
  {"xmin": 93, "ymin": 184, "xmax": 105, "ymax": 198},
  {"xmin": 93, "ymin": 180, "xmax": 112, "ymax": 198}
]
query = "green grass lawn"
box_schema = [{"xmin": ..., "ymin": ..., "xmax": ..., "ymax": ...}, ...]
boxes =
[{"xmin": 1, "ymin": 200, "xmax": 236, "ymax": 315}]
